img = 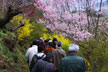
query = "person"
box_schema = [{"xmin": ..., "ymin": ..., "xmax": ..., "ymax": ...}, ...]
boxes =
[
  {"xmin": 25, "ymin": 40, "xmax": 38, "ymax": 69},
  {"xmin": 60, "ymin": 44, "xmax": 85, "ymax": 72},
  {"xmin": 52, "ymin": 41, "xmax": 66, "ymax": 72},
  {"xmin": 30, "ymin": 45, "xmax": 46, "ymax": 71},
  {"xmin": 44, "ymin": 42, "xmax": 54, "ymax": 54},
  {"xmin": 44, "ymin": 39, "xmax": 51, "ymax": 48},
  {"xmin": 39, "ymin": 39, "xmax": 46, "ymax": 48},
  {"xmin": 52, "ymin": 38, "xmax": 58, "ymax": 49},
  {"xmin": 31, "ymin": 52, "xmax": 55, "ymax": 72},
  {"xmin": 30, "ymin": 40, "xmax": 39, "ymax": 47}
]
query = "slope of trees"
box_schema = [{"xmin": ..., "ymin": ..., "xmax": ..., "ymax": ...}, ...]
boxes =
[{"xmin": 1, "ymin": 0, "xmax": 108, "ymax": 72}]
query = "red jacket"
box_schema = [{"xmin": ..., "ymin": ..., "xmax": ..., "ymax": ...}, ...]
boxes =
[{"xmin": 44, "ymin": 46, "xmax": 54, "ymax": 54}]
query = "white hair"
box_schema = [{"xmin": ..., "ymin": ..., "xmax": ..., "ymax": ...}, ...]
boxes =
[{"xmin": 69, "ymin": 44, "xmax": 79, "ymax": 52}]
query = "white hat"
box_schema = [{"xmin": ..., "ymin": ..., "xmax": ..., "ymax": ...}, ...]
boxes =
[
  {"xmin": 49, "ymin": 40, "xmax": 52, "ymax": 42},
  {"xmin": 69, "ymin": 44, "xmax": 79, "ymax": 52}
]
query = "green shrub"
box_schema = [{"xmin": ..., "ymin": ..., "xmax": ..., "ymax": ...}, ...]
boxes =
[
  {"xmin": 0, "ymin": 30, "xmax": 8, "ymax": 39},
  {"xmin": 79, "ymin": 37, "xmax": 108, "ymax": 72},
  {"xmin": 62, "ymin": 44, "xmax": 69, "ymax": 55},
  {"xmin": 0, "ymin": 43, "xmax": 3, "ymax": 51},
  {"xmin": 0, "ymin": 29, "xmax": 29, "ymax": 72},
  {"xmin": 0, "ymin": 43, "xmax": 29, "ymax": 72},
  {"xmin": 0, "ymin": 30, "xmax": 16, "ymax": 40},
  {"xmin": 30, "ymin": 22, "xmax": 45, "ymax": 41},
  {"xmin": 7, "ymin": 32, "xmax": 16, "ymax": 38}
]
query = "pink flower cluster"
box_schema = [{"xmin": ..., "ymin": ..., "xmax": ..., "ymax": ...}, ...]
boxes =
[
  {"xmin": 73, "ymin": 31, "xmax": 93, "ymax": 41},
  {"xmin": 34, "ymin": 0, "xmax": 100, "ymax": 41}
]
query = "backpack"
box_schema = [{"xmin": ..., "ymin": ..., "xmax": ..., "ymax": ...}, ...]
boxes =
[{"xmin": 30, "ymin": 54, "xmax": 45, "ymax": 71}]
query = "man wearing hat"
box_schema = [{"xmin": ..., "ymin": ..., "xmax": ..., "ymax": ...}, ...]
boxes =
[
  {"xmin": 60, "ymin": 44, "xmax": 85, "ymax": 72},
  {"xmin": 52, "ymin": 41, "xmax": 66, "ymax": 72},
  {"xmin": 52, "ymin": 38, "xmax": 58, "ymax": 49}
]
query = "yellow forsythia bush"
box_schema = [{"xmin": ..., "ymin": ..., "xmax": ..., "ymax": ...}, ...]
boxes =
[{"xmin": 11, "ymin": 15, "xmax": 33, "ymax": 41}]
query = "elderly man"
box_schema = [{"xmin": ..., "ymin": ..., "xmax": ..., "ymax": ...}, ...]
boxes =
[
  {"xmin": 60, "ymin": 44, "xmax": 85, "ymax": 72},
  {"xmin": 52, "ymin": 41, "xmax": 66, "ymax": 72}
]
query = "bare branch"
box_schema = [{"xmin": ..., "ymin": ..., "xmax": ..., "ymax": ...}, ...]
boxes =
[{"xmin": 9, "ymin": 21, "xmax": 26, "ymax": 32}]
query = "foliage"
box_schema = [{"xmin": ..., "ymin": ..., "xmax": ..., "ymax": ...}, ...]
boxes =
[
  {"xmin": 0, "ymin": 29, "xmax": 16, "ymax": 51},
  {"xmin": 0, "ymin": 47, "xmax": 29, "ymax": 72},
  {"xmin": 30, "ymin": 22, "xmax": 46, "ymax": 41},
  {"xmin": 62, "ymin": 44, "xmax": 69, "ymax": 54},
  {"xmin": 0, "ymin": 29, "xmax": 29, "ymax": 72},
  {"xmin": 0, "ymin": 42, "xmax": 29, "ymax": 72},
  {"xmin": 79, "ymin": 37, "xmax": 108, "ymax": 72},
  {"xmin": 0, "ymin": 30, "xmax": 8, "ymax": 39},
  {"xmin": 0, "ymin": 29, "xmax": 16, "ymax": 39},
  {"xmin": 11, "ymin": 15, "xmax": 33, "ymax": 41},
  {"xmin": 0, "ymin": 43, "xmax": 3, "ymax": 51}
]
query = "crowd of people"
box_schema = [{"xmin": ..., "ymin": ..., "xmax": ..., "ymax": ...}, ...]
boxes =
[{"xmin": 25, "ymin": 38, "xmax": 85, "ymax": 72}]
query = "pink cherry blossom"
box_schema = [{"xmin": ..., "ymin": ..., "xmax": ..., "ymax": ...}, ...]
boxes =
[{"xmin": 33, "ymin": 0, "xmax": 108, "ymax": 41}]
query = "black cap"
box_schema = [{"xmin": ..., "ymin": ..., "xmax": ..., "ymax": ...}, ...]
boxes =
[
  {"xmin": 44, "ymin": 39, "xmax": 50, "ymax": 43},
  {"xmin": 53, "ymin": 38, "xmax": 57, "ymax": 42},
  {"xmin": 32, "ymin": 40, "xmax": 39, "ymax": 45}
]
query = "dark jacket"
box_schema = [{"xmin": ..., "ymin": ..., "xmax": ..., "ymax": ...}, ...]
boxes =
[
  {"xmin": 60, "ymin": 54, "xmax": 85, "ymax": 72},
  {"xmin": 30, "ymin": 53, "xmax": 46, "ymax": 71},
  {"xmin": 52, "ymin": 42, "xmax": 56, "ymax": 49},
  {"xmin": 31, "ymin": 60, "xmax": 54, "ymax": 72}
]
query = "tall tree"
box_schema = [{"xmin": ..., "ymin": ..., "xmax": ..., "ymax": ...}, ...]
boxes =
[{"xmin": 33, "ymin": 0, "xmax": 107, "ymax": 41}]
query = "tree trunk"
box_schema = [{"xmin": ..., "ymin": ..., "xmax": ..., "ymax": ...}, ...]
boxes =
[
  {"xmin": 0, "ymin": 6, "xmax": 22, "ymax": 29},
  {"xmin": 95, "ymin": 0, "xmax": 102, "ymax": 38}
]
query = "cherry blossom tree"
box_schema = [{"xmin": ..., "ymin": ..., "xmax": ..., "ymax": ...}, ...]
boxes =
[
  {"xmin": 33, "ymin": 0, "xmax": 97, "ymax": 41},
  {"xmin": 33, "ymin": 0, "xmax": 108, "ymax": 41}
]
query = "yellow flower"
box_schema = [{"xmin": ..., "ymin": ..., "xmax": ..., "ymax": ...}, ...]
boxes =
[{"xmin": 11, "ymin": 15, "xmax": 33, "ymax": 41}]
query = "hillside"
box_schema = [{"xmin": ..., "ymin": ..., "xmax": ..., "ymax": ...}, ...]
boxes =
[{"xmin": 0, "ymin": 30, "xmax": 29, "ymax": 72}]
